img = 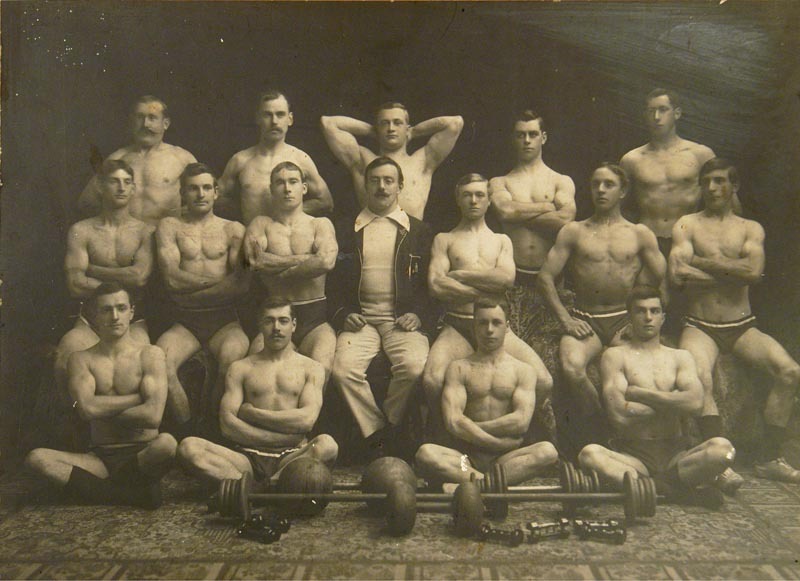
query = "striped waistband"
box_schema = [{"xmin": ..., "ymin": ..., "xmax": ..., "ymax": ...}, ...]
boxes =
[
  {"xmin": 572, "ymin": 307, "xmax": 628, "ymax": 319},
  {"xmin": 684, "ymin": 314, "xmax": 756, "ymax": 328}
]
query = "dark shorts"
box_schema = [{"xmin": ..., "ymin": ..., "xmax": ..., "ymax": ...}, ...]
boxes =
[
  {"xmin": 443, "ymin": 312, "xmax": 477, "ymax": 350},
  {"xmin": 458, "ymin": 444, "xmax": 500, "ymax": 474},
  {"xmin": 90, "ymin": 442, "xmax": 149, "ymax": 482},
  {"xmin": 610, "ymin": 436, "xmax": 691, "ymax": 477},
  {"xmin": 173, "ymin": 303, "xmax": 240, "ymax": 345},
  {"xmin": 236, "ymin": 446, "xmax": 301, "ymax": 482},
  {"xmin": 293, "ymin": 298, "xmax": 328, "ymax": 346},
  {"xmin": 684, "ymin": 314, "xmax": 757, "ymax": 353},
  {"xmin": 514, "ymin": 267, "xmax": 540, "ymax": 289},
  {"xmin": 571, "ymin": 307, "xmax": 629, "ymax": 346},
  {"xmin": 656, "ymin": 236, "xmax": 673, "ymax": 259}
]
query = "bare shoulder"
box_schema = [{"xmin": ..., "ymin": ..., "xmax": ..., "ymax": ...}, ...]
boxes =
[
  {"xmin": 107, "ymin": 146, "xmax": 135, "ymax": 161},
  {"xmin": 433, "ymin": 231, "xmax": 453, "ymax": 246},
  {"xmin": 229, "ymin": 146, "xmax": 258, "ymax": 167},
  {"xmin": 164, "ymin": 143, "xmax": 196, "ymax": 163},
  {"xmin": 601, "ymin": 345, "xmax": 625, "ymax": 364},
  {"xmin": 488, "ymin": 175, "xmax": 508, "ymax": 191},
  {"xmin": 157, "ymin": 216, "xmax": 181, "ymax": 235},
  {"xmin": 507, "ymin": 353, "xmax": 536, "ymax": 378},
  {"xmin": 140, "ymin": 344, "xmax": 166, "ymax": 365},
  {"xmin": 222, "ymin": 217, "xmax": 246, "ymax": 237},
  {"xmin": 293, "ymin": 351, "xmax": 324, "ymax": 376},
  {"xmin": 311, "ymin": 215, "xmax": 335, "ymax": 231},
  {"xmin": 633, "ymin": 222, "xmax": 658, "ymax": 243},
  {"xmin": 69, "ymin": 218, "xmax": 95, "ymax": 236},
  {"xmin": 683, "ymin": 139, "xmax": 714, "ymax": 161},
  {"xmin": 621, "ymin": 145, "xmax": 647, "ymax": 164}
]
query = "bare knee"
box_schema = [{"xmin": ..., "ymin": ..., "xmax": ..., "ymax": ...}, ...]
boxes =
[
  {"xmin": 415, "ymin": 444, "xmax": 440, "ymax": 472},
  {"xmin": 704, "ymin": 437, "xmax": 735, "ymax": 468},
  {"xmin": 532, "ymin": 441, "xmax": 559, "ymax": 465},
  {"xmin": 25, "ymin": 448, "xmax": 52, "ymax": 474},
  {"xmin": 217, "ymin": 340, "xmax": 248, "ymax": 369},
  {"xmin": 778, "ymin": 363, "xmax": 800, "ymax": 389},
  {"xmin": 561, "ymin": 352, "xmax": 588, "ymax": 384},
  {"xmin": 177, "ymin": 437, "xmax": 206, "ymax": 467},
  {"xmin": 577, "ymin": 444, "xmax": 606, "ymax": 472},
  {"xmin": 151, "ymin": 433, "xmax": 178, "ymax": 459},
  {"xmin": 309, "ymin": 434, "xmax": 339, "ymax": 465}
]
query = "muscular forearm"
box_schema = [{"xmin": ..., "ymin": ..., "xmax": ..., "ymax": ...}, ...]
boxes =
[
  {"xmin": 496, "ymin": 202, "xmax": 557, "ymax": 223},
  {"xmin": 449, "ymin": 415, "xmax": 521, "ymax": 452},
  {"xmin": 609, "ymin": 400, "xmax": 657, "ymax": 427},
  {"xmin": 250, "ymin": 252, "xmax": 310, "ymax": 273},
  {"xmin": 475, "ymin": 413, "xmax": 528, "ymax": 439},
  {"xmin": 67, "ymin": 273, "xmax": 103, "ymax": 298},
  {"xmin": 537, "ymin": 273, "xmax": 572, "ymax": 326},
  {"xmin": 529, "ymin": 210, "xmax": 573, "ymax": 234},
  {"xmin": 449, "ymin": 270, "xmax": 513, "ymax": 294},
  {"xmin": 410, "ymin": 116, "xmax": 461, "ymax": 139},
  {"xmin": 322, "ymin": 116, "xmax": 374, "ymax": 138},
  {"xmin": 76, "ymin": 394, "xmax": 143, "ymax": 421},
  {"xmin": 626, "ymin": 385, "xmax": 702, "ymax": 416},
  {"xmin": 690, "ymin": 256, "xmax": 761, "ymax": 284},
  {"xmin": 430, "ymin": 277, "xmax": 481, "ymax": 304},
  {"xmin": 182, "ymin": 272, "xmax": 249, "ymax": 303},
  {"xmin": 116, "ymin": 402, "xmax": 162, "ymax": 429},
  {"xmin": 279, "ymin": 254, "xmax": 335, "ymax": 280},
  {"xmin": 238, "ymin": 404, "xmax": 315, "ymax": 434},
  {"xmin": 86, "ymin": 264, "xmax": 149, "ymax": 289},
  {"xmin": 221, "ymin": 413, "xmax": 305, "ymax": 448},
  {"xmin": 164, "ymin": 268, "xmax": 219, "ymax": 294}
]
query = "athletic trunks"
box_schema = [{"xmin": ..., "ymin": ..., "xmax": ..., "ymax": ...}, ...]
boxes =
[
  {"xmin": 236, "ymin": 446, "xmax": 301, "ymax": 482},
  {"xmin": 457, "ymin": 443, "xmax": 500, "ymax": 474},
  {"xmin": 292, "ymin": 297, "xmax": 328, "ymax": 346},
  {"xmin": 609, "ymin": 436, "xmax": 691, "ymax": 477},
  {"xmin": 514, "ymin": 266, "xmax": 540, "ymax": 289},
  {"xmin": 684, "ymin": 314, "xmax": 757, "ymax": 353},
  {"xmin": 442, "ymin": 312, "xmax": 477, "ymax": 350},
  {"xmin": 90, "ymin": 442, "xmax": 149, "ymax": 482},
  {"xmin": 571, "ymin": 307, "xmax": 629, "ymax": 346},
  {"xmin": 173, "ymin": 303, "xmax": 240, "ymax": 345},
  {"xmin": 656, "ymin": 236, "xmax": 672, "ymax": 259}
]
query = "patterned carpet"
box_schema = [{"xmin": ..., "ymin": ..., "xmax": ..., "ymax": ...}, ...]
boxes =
[{"xmin": 1, "ymin": 465, "xmax": 799, "ymax": 580}]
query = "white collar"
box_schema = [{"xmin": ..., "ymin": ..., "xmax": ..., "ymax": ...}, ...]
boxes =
[{"xmin": 354, "ymin": 206, "xmax": 410, "ymax": 232}]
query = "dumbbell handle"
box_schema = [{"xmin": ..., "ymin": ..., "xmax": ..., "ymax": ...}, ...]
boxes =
[
  {"xmin": 247, "ymin": 491, "xmax": 663, "ymax": 503},
  {"xmin": 334, "ymin": 483, "xmax": 566, "ymax": 493}
]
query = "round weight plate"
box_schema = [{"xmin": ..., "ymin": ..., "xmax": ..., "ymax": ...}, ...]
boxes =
[
  {"xmin": 643, "ymin": 476, "xmax": 657, "ymax": 517},
  {"xmin": 386, "ymin": 481, "xmax": 417, "ymax": 536},
  {"xmin": 488, "ymin": 464, "xmax": 509, "ymax": 521},
  {"xmin": 219, "ymin": 479, "xmax": 232, "ymax": 518},
  {"xmin": 452, "ymin": 481, "xmax": 484, "ymax": 538},
  {"xmin": 239, "ymin": 472, "xmax": 252, "ymax": 520},
  {"xmin": 623, "ymin": 472, "xmax": 636, "ymax": 522}
]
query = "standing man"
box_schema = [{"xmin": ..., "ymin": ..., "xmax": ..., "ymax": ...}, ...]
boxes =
[
  {"xmin": 244, "ymin": 162, "xmax": 338, "ymax": 380},
  {"xmin": 330, "ymin": 157, "xmax": 433, "ymax": 459},
  {"xmin": 422, "ymin": 173, "xmax": 553, "ymax": 441},
  {"xmin": 671, "ymin": 158, "xmax": 800, "ymax": 485},
  {"xmin": 156, "ymin": 163, "xmax": 250, "ymax": 440},
  {"xmin": 26, "ymin": 283, "xmax": 176, "ymax": 508},
  {"xmin": 320, "ymin": 102, "xmax": 463, "ymax": 220},
  {"xmin": 578, "ymin": 286, "xmax": 734, "ymax": 508},
  {"xmin": 416, "ymin": 298, "xmax": 558, "ymax": 488},
  {"xmin": 538, "ymin": 163, "xmax": 665, "ymax": 457},
  {"xmin": 57, "ymin": 160, "xmax": 154, "ymax": 391},
  {"xmin": 489, "ymin": 111, "xmax": 576, "ymax": 362},
  {"xmin": 218, "ymin": 90, "xmax": 333, "ymax": 224},
  {"xmin": 177, "ymin": 297, "xmax": 338, "ymax": 487},
  {"xmin": 78, "ymin": 96, "xmax": 197, "ymax": 226}
]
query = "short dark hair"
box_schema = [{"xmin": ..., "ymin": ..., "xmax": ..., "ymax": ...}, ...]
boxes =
[
  {"xmin": 271, "ymin": 161, "xmax": 306, "ymax": 183},
  {"xmin": 593, "ymin": 162, "xmax": 629, "ymax": 193},
  {"xmin": 258, "ymin": 89, "xmax": 291, "ymax": 111},
  {"xmin": 85, "ymin": 282, "xmax": 132, "ymax": 320},
  {"xmin": 98, "ymin": 159, "xmax": 134, "ymax": 181},
  {"xmin": 645, "ymin": 88, "xmax": 680, "ymax": 109},
  {"xmin": 376, "ymin": 101, "xmax": 410, "ymax": 123},
  {"xmin": 258, "ymin": 296, "xmax": 296, "ymax": 321},
  {"xmin": 699, "ymin": 157, "xmax": 739, "ymax": 187},
  {"xmin": 365, "ymin": 156, "xmax": 404, "ymax": 187},
  {"xmin": 626, "ymin": 285, "xmax": 664, "ymax": 312},
  {"xmin": 473, "ymin": 296, "xmax": 511, "ymax": 321},
  {"xmin": 454, "ymin": 173, "xmax": 488, "ymax": 197},
  {"xmin": 514, "ymin": 110, "xmax": 545, "ymax": 133},
  {"xmin": 180, "ymin": 162, "xmax": 218, "ymax": 191},
  {"xmin": 132, "ymin": 95, "xmax": 169, "ymax": 118}
]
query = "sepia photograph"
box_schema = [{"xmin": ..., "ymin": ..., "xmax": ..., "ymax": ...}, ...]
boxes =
[{"xmin": 1, "ymin": 1, "xmax": 799, "ymax": 578}]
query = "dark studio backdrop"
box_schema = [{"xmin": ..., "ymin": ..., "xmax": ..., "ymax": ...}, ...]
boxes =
[{"xmin": 1, "ymin": 1, "xmax": 799, "ymax": 465}]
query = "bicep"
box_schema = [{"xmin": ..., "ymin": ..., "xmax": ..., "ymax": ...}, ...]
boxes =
[
  {"xmin": 220, "ymin": 366, "xmax": 245, "ymax": 414},
  {"xmin": 67, "ymin": 355, "xmax": 95, "ymax": 403},
  {"xmin": 675, "ymin": 353, "xmax": 702, "ymax": 394},
  {"xmin": 156, "ymin": 224, "xmax": 182, "ymax": 269},
  {"xmin": 496, "ymin": 236, "xmax": 516, "ymax": 274},
  {"xmin": 741, "ymin": 225, "xmax": 765, "ymax": 270},
  {"xmin": 428, "ymin": 237, "xmax": 451, "ymax": 282},
  {"xmin": 298, "ymin": 365, "xmax": 325, "ymax": 413},
  {"xmin": 539, "ymin": 229, "xmax": 573, "ymax": 277},
  {"xmin": 441, "ymin": 364, "xmax": 468, "ymax": 412},
  {"xmin": 64, "ymin": 228, "xmax": 90, "ymax": 271},
  {"xmin": 553, "ymin": 177, "xmax": 577, "ymax": 217},
  {"xmin": 140, "ymin": 348, "xmax": 168, "ymax": 402},
  {"xmin": 314, "ymin": 219, "xmax": 339, "ymax": 257}
]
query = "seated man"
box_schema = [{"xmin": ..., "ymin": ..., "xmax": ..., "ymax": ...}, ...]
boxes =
[
  {"xmin": 671, "ymin": 158, "xmax": 800, "ymax": 485},
  {"xmin": 578, "ymin": 286, "xmax": 734, "ymax": 508},
  {"xmin": 177, "ymin": 297, "xmax": 338, "ymax": 487},
  {"xmin": 416, "ymin": 298, "xmax": 558, "ymax": 487},
  {"xmin": 244, "ymin": 162, "xmax": 338, "ymax": 382},
  {"xmin": 26, "ymin": 283, "xmax": 176, "ymax": 508},
  {"xmin": 330, "ymin": 157, "xmax": 433, "ymax": 459},
  {"xmin": 422, "ymin": 173, "xmax": 553, "ymax": 441},
  {"xmin": 156, "ymin": 163, "xmax": 250, "ymax": 439}
]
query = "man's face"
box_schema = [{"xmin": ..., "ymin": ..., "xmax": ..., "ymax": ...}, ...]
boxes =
[
  {"xmin": 259, "ymin": 305, "xmax": 296, "ymax": 351},
  {"xmin": 131, "ymin": 101, "xmax": 169, "ymax": 147},
  {"xmin": 365, "ymin": 163, "xmax": 402, "ymax": 216},
  {"xmin": 92, "ymin": 291, "xmax": 133, "ymax": 339},
  {"xmin": 474, "ymin": 305, "xmax": 508, "ymax": 352},
  {"xmin": 271, "ymin": 168, "xmax": 307, "ymax": 211},
  {"xmin": 375, "ymin": 108, "xmax": 410, "ymax": 152},
  {"xmin": 456, "ymin": 181, "xmax": 490, "ymax": 220},
  {"xmin": 513, "ymin": 119, "xmax": 546, "ymax": 162},
  {"xmin": 181, "ymin": 173, "xmax": 218, "ymax": 215},
  {"xmin": 99, "ymin": 169, "xmax": 135, "ymax": 209},
  {"xmin": 590, "ymin": 167, "xmax": 625, "ymax": 212},
  {"xmin": 257, "ymin": 97, "xmax": 293, "ymax": 142},
  {"xmin": 700, "ymin": 168, "xmax": 737, "ymax": 212},
  {"xmin": 645, "ymin": 95, "xmax": 680, "ymax": 136},
  {"xmin": 629, "ymin": 297, "xmax": 664, "ymax": 341}
]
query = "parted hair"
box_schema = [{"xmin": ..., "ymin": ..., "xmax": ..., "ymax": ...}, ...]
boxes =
[
  {"xmin": 258, "ymin": 89, "xmax": 290, "ymax": 111},
  {"xmin": 645, "ymin": 88, "xmax": 680, "ymax": 109},
  {"xmin": 180, "ymin": 162, "xmax": 218, "ymax": 191},
  {"xmin": 625, "ymin": 285, "xmax": 664, "ymax": 312},
  {"xmin": 98, "ymin": 159, "xmax": 134, "ymax": 180},
  {"xmin": 454, "ymin": 173, "xmax": 488, "ymax": 197},
  {"xmin": 271, "ymin": 161, "xmax": 306, "ymax": 183},
  {"xmin": 514, "ymin": 109, "xmax": 545, "ymax": 132},
  {"xmin": 594, "ymin": 162, "xmax": 629, "ymax": 193},
  {"xmin": 376, "ymin": 101, "xmax": 410, "ymax": 123},
  {"xmin": 365, "ymin": 156, "xmax": 404, "ymax": 187},
  {"xmin": 473, "ymin": 296, "xmax": 511, "ymax": 321},
  {"xmin": 258, "ymin": 296, "xmax": 296, "ymax": 321},
  {"xmin": 699, "ymin": 157, "xmax": 739, "ymax": 187},
  {"xmin": 84, "ymin": 282, "xmax": 132, "ymax": 318}
]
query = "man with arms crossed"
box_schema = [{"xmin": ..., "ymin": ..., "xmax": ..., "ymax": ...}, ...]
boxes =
[
  {"xmin": 320, "ymin": 102, "xmax": 463, "ymax": 220},
  {"xmin": 57, "ymin": 160, "xmax": 153, "ymax": 392},
  {"xmin": 422, "ymin": 173, "xmax": 553, "ymax": 441},
  {"xmin": 218, "ymin": 90, "xmax": 333, "ymax": 224},
  {"xmin": 78, "ymin": 95, "xmax": 197, "ymax": 226},
  {"xmin": 671, "ymin": 158, "xmax": 800, "ymax": 485},
  {"xmin": 26, "ymin": 283, "xmax": 176, "ymax": 508},
  {"xmin": 578, "ymin": 286, "xmax": 734, "ymax": 508},
  {"xmin": 330, "ymin": 157, "xmax": 433, "ymax": 459},
  {"xmin": 244, "ymin": 162, "xmax": 338, "ymax": 380},
  {"xmin": 416, "ymin": 298, "xmax": 558, "ymax": 488},
  {"xmin": 177, "ymin": 297, "xmax": 338, "ymax": 487},
  {"xmin": 489, "ymin": 111, "xmax": 576, "ymax": 360},
  {"xmin": 538, "ymin": 163, "xmax": 665, "ymax": 456},
  {"xmin": 156, "ymin": 163, "xmax": 250, "ymax": 439}
]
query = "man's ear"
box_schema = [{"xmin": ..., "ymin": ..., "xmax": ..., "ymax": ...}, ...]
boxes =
[
  {"xmin": 673, "ymin": 107, "xmax": 682, "ymax": 121},
  {"xmin": 541, "ymin": 131, "xmax": 548, "ymax": 145},
  {"xmin": 163, "ymin": 117, "xmax": 171, "ymax": 130},
  {"xmin": 288, "ymin": 112, "xmax": 294, "ymax": 127}
]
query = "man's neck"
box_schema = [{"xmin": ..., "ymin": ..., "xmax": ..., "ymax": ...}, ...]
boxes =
[
  {"xmin": 184, "ymin": 210, "xmax": 216, "ymax": 225},
  {"xmin": 380, "ymin": 146, "xmax": 410, "ymax": 161},
  {"xmin": 629, "ymin": 335, "xmax": 662, "ymax": 351},
  {"xmin": 96, "ymin": 333, "xmax": 134, "ymax": 355},
  {"xmin": 702, "ymin": 205, "xmax": 734, "ymax": 220},
  {"xmin": 590, "ymin": 207, "xmax": 624, "ymax": 225},
  {"xmin": 516, "ymin": 156, "xmax": 545, "ymax": 173},
  {"xmin": 132, "ymin": 140, "xmax": 164, "ymax": 155},
  {"xmin": 271, "ymin": 205, "xmax": 306, "ymax": 225},
  {"xmin": 257, "ymin": 136, "xmax": 287, "ymax": 153},
  {"xmin": 474, "ymin": 345, "xmax": 505, "ymax": 363},
  {"xmin": 256, "ymin": 342, "xmax": 295, "ymax": 361},
  {"xmin": 98, "ymin": 206, "xmax": 132, "ymax": 225},
  {"xmin": 456, "ymin": 216, "xmax": 488, "ymax": 232},
  {"xmin": 648, "ymin": 131, "xmax": 681, "ymax": 150}
]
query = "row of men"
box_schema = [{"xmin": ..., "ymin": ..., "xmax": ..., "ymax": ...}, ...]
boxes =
[
  {"xmin": 54, "ymin": 148, "xmax": 800, "ymax": 493},
  {"xmin": 26, "ymin": 280, "xmax": 742, "ymax": 510}
]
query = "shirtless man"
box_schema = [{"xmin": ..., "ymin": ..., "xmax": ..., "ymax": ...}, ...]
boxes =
[
  {"xmin": 578, "ymin": 286, "xmax": 734, "ymax": 508},
  {"xmin": 671, "ymin": 158, "xmax": 800, "ymax": 484},
  {"xmin": 57, "ymin": 159, "xmax": 153, "ymax": 391},
  {"xmin": 156, "ymin": 163, "xmax": 250, "ymax": 439},
  {"xmin": 218, "ymin": 90, "xmax": 333, "ymax": 224},
  {"xmin": 416, "ymin": 298, "xmax": 558, "ymax": 488},
  {"xmin": 78, "ymin": 96, "xmax": 197, "ymax": 226},
  {"xmin": 177, "ymin": 297, "xmax": 338, "ymax": 487},
  {"xmin": 538, "ymin": 163, "xmax": 665, "ymax": 455},
  {"xmin": 26, "ymin": 283, "xmax": 177, "ymax": 508},
  {"xmin": 244, "ymin": 162, "xmax": 338, "ymax": 379},
  {"xmin": 320, "ymin": 102, "xmax": 463, "ymax": 220},
  {"xmin": 422, "ymin": 173, "xmax": 553, "ymax": 440},
  {"xmin": 489, "ymin": 111, "xmax": 576, "ymax": 361}
]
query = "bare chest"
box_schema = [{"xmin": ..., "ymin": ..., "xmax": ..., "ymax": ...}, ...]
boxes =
[
  {"xmin": 122, "ymin": 150, "xmax": 185, "ymax": 193},
  {"xmin": 623, "ymin": 352, "xmax": 678, "ymax": 392},
  {"xmin": 504, "ymin": 173, "xmax": 556, "ymax": 203},
  {"xmin": 574, "ymin": 226, "xmax": 640, "ymax": 265},
  {"xmin": 175, "ymin": 223, "xmax": 229, "ymax": 261},
  {"xmin": 464, "ymin": 363, "xmax": 517, "ymax": 400},
  {"xmin": 692, "ymin": 220, "xmax": 746, "ymax": 259},
  {"xmin": 266, "ymin": 220, "xmax": 316, "ymax": 255},
  {"xmin": 634, "ymin": 151, "xmax": 702, "ymax": 189},
  {"xmin": 447, "ymin": 234, "xmax": 502, "ymax": 270},
  {"xmin": 244, "ymin": 364, "xmax": 306, "ymax": 404},
  {"xmin": 90, "ymin": 356, "xmax": 143, "ymax": 396},
  {"xmin": 86, "ymin": 225, "xmax": 142, "ymax": 266}
]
